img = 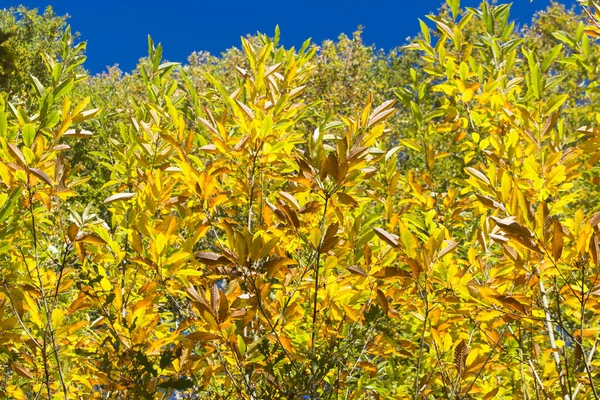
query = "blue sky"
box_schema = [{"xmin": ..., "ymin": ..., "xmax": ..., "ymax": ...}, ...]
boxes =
[{"xmin": 7, "ymin": 0, "xmax": 579, "ymax": 75}]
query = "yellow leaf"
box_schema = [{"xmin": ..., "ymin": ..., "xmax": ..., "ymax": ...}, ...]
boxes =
[
  {"xmin": 23, "ymin": 292, "xmax": 43, "ymax": 328},
  {"xmin": 279, "ymin": 335, "xmax": 293, "ymax": 353},
  {"xmin": 51, "ymin": 308, "xmax": 63, "ymax": 329},
  {"xmin": 309, "ymin": 227, "xmax": 322, "ymax": 249},
  {"xmin": 343, "ymin": 304, "xmax": 360, "ymax": 323},
  {"xmin": 100, "ymin": 277, "xmax": 112, "ymax": 291}
]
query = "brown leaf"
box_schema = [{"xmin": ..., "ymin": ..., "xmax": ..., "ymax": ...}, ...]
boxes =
[
  {"xmin": 75, "ymin": 233, "xmax": 107, "ymax": 245},
  {"xmin": 348, "ymin": 146, "xmax": 369, "ymax": 162},
  {"xmin": 437, "ymin": 240, "xmax": 459, "ymax": 259},
  {"xmin": 52, "ymin": 144, "xmax": 71, "ymax": 151},
  {"xmin": 218, "ymin": 292, "xmax": 229, "ymax": 322},
  {"xmin": 187, "ymin": 331, "xmax": 220, "ymax": 342},
  {"xmin": 337, "ymin": 192, "xmax": 358, "ymax": 207},
  {"xmin": 320, "ymin": 235, "xmax": 339, "ymax": 254},
  {"xmin": 68, "ymin": 222, "xmax": 79, "ymax": 243},
  {"xmin": 370, "ymin": 100, "xmax": 396, "ymax": 119},
  {"xmin": 523, "ymin": 129, "xmax": 539, "ymax": 146},
  {"xmin": 30, "ymin": 168, "xmax": 54, "ymax": 187},
  {"xmin": 186, "ymin": 285, "xmax": 213, "ymax": 315},
  {"xmin": 10, "ymin": 362, "xmax": 33, "ymax": 379},
  {"xmin": 320, "ymin": 223, "xmax": 339, "ymax": 254},
  {"xmin": 7, "ymin": 143, "xmax": 27, "ymax": 169},
  {"xmin": 280, "ymin": 202, "xmax": 300, "ymax": 229},
  {"xmin": 591, "ymin": 235, "xmax": 600, "ymax": 267},
  {"xmin": 454, "ymin": 340, "xmax": 468, "ymax": 377},
  {"xmin": 235, "ymin": 100, "xmax": 255, "ymax": 119},
  {"xmin": 368, "ymin": 107, "xmax": 396, "ymax": 128},
  {"xmin": 494, "ymin": 294, "xmax": 527, "ymax": 315},
  {"xmin": 278, "ymin": 191, "xmax": 300, "ymax": 210},
  {"xmin": 373, "ymin": 227, "xmax": 399, "ymax": 248},
  {"xmin": 299, "ymin": 201, "xmax": 321, "ymax": 214},
  {"xmin": 541, "ymin": 112, "xmax": 559, "ymax": 138},
  {"xmin": 199, "ymin": 144, "xmax": 218, "ymax": 153},
  {"xmin": 63, "ymin": 129, "xmax": 93, "ymax": 138},
  {"xmin": 372, "ymin": 267, "xmax": 411, "ymax": 279},
  {"xmin": 233, "ymin": 134, "xmax": 250, "ymax": 151},
  {"xmin": 406, "ymin": 258, "xmax": 422, "ymax": 278},
  {"xmin": 590, "ymin": 212, "xmax": 600, "ymax": 229},
  {"xmin": 552, "ymin": 218, "xmax": 563, "ymax": 261},
  {"xmin": 210, "ymin": 283, "xmax": 220, "ymax": 315},
  {"xmin": 491, "ymin": 216, "xmax": 530, "ymax": 235},
  {"xmin": 195, "ymin": 251, "xmax": 230, "ymax": 266},
  {"xmin": 346, "ymin": 265, "xmax": 367, "ymax": 276},
  {"xmin": 212, "ymin": 266, "xmax": 242, "ymax": 277},
  {"xmin": 376, "ymin": 289, "xmax": 389, "ymax": 314},
  {"xmin": 491, "ymin": 216, "xmax": 538, "ymax": 253},
  {"xmin": 489, "ymin": 233, "xmax": 508, "ymax": 243},
  {"xmin": 475, "ymin": 194, "xmax": 505, "ymax": 212},
  {"xmin": 230, "ymin": 309, "xmax": 247, "ymax": 319},
  {"xmin": 483, "ymin": 387, "xmax": 499, "ymax": 400},
  {"xmin": 511, "ymin": 234, "xmax": 542, "ymax": 254},
  {"xmin": 326, "ymin": 153, "xmax": 339, "ymax": 182}
]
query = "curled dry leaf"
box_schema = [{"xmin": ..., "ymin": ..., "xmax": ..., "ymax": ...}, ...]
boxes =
[
  {"xmin": 10, "ymin": 362, "xmax": 34, "ymax": 379},
  {"xmin": 30, "ymin": 168, "xmax": 54, "ymax": 187},
  {"xmin": 7, "ymin": 143, "xmax": 27, "ymax": 169},
  {"xmin": 75, "ymin": 232, "xmax": 107, "ymax": 245},
  {"xmin": 103, "ymin": 192, "xmax": 136, "ymax": 204},
  {"xmin": 278, "ymin": 191, "xmax": 300, "ymax": 210},
  {"xmin": 52, "ymin": 144, "xmax": 71, "ymax": 151},
  {"xmin": 346, "ymin": 265, "xmax": 367, "ymax": 276},
  {"xmin": 373, "ymin": 227, "xmax": 399, "ymax": 248},
  {"xmin": 437, "ymin": 240, "xmax": 459, "ymax": 259},
  {"xmin": 195, "ymin": 251, "xmax": 230, "ymax": 266},
  {"xmin": 465, "ymin": 167, "xmax": 491, "ymax": 186},
  {"xmin": 63, "ymin": 129, "xmax": 93, "ymax": 138}
]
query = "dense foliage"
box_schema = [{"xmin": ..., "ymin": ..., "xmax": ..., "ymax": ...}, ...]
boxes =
[{"xmin": 0, "ymin": 1, "xmax": 600, "ymax": 399}]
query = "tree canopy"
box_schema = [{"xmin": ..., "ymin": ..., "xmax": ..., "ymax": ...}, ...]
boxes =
[{"xmin": 0, "ymin": 1, "xmax": 599, "ymax": 399}]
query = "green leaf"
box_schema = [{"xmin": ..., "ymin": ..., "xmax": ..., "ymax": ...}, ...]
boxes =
[
  {"xmin": 22, "ymin": 123, "xmax": 36, "ymax": 147},
  {"xmin": 541, "ymin": 44, "xmax": 563, "ymax": 72},
  {"xmin": 54, "ymin": 78, "xmax": 73, "ymax": 99},
  {"xmin": 0, "ymin": 110, "xmax": 6, "ymax": 137},
  {"xmin": 158, "ymin": 61, "xmax": 179, "ymax": 72},
  {"xmin": 545, "ymin": 94, "xmax": 568, "ymax": 116},
  {"xmin": 400, "ymin": 228, "xmax": 418, "ymax": 258},
  {"xmin": 0, "ymin": 186, "xmax": 22, "ymax": 224},
  {"xmin": 446, "ymin": 0, "xmax": 460, "ymax": 19},
  {"xmin": 524, "ymin": 49, "xmax": 541, "ymax": 100},
  {"xmin": 30, "ymin": 75, "xmax": 45, "ymax": 97},
  {"xmin": 147, "ymin": 35, "xmax": 155, "ymax": 61},
  {"xmin": 261, "ymin": 115, "xmax": 273, "ymax": 136},
  {"xmin": 419, "ymin": 19, "xmax": 431, "ymax": 42},
  {"xmin": 153, "ymin": 43, "xmax": 163, "ymax": 72},
  {"xmin": 551, "ymin": 31, "xmax": 576, "ymax": 48},
  {"xmin": 274, "ymin": 25, "xmax": 280, "ymax": 47},
  {"xmin": 41, "ymin": 110, "xmax": 60, "ymax": 130}
]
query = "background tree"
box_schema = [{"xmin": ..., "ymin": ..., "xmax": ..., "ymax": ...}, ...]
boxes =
[{"xmin": 0, "ymin": 6, "xmax": 76, "ymax": 98}]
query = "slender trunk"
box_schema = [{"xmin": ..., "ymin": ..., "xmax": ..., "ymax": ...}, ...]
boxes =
[
  {"xmin": 539, "ymin": 278, "xmax": 569, "ymax": 400},
  {"xmin": 311, "ymin": 194, "xmax": 329, "ymax": 398}
]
